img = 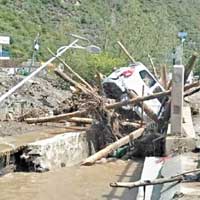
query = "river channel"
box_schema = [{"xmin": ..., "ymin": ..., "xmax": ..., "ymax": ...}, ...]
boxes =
[{"xmin": 0, "ymin": 159, "xmax": 143, "ymax": 200}]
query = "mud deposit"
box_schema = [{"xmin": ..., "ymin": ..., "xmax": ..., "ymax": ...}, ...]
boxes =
[{"xmin": 0, "ymin": 160, "xmax": 143, "ymax": 200}]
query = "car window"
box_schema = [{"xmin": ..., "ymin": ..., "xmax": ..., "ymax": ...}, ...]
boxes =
[{"xmin": 139, "ymin": 70, "xmax": 156, "ymax": 88}]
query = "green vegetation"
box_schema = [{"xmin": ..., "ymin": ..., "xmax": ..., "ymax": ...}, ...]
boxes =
[{"xmin": 0, "ymin": 0, "xmax": 200, "ymax": 79}]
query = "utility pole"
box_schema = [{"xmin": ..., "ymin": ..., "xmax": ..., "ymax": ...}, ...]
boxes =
[
  {"xmin": 30, "ymin": 33, "xmax": 40, "ymax": 73},
  {"xmin": 177, "ymin": 31, "xmax": 188, "ymax": 64}
]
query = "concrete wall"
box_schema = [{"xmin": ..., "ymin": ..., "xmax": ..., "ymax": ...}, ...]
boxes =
[{"xmin": 21, "ymin": 131, "xmax": 90, "ymax": 172}]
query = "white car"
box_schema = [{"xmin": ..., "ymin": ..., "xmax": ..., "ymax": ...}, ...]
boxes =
[{"xmin": 102, "ymin": 62, "xmax": 165, "ymax": 118}]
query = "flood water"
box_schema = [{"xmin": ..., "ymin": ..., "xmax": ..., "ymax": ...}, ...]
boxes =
[
  {"xmin": 2, "ymin": 97, "xmax": 199, "ymax": 200},
  {"xmin": 0, "ymin": 160, "xmax": 143, "ymax": 200}
]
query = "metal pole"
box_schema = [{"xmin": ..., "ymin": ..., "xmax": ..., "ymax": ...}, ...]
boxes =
[
  {"xmin": 141, "ymin": 85, "xmax": 144, "ymax": 126},
  {"xmin": 0, "ymin": 39, "xmax": 79, "ymax": 104},
  {"xmin": 180, "ymin": 41, "xmax": 184, "ymax": 65},
  {"xmin": 29, "ymin": 33, "xmax": 40, "ymax": 73},
  {"xmin": 29, "ymin": 50, "xmax": 36, "ymax": 73}
]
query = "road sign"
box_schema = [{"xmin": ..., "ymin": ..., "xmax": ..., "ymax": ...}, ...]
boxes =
[
  {"xmin": 178, "ymin": 32, "xmax": 187, "ymax": 42},
  {"xmin": 0, "ymin": 36, "xmax": 10, "ymax": 45}
]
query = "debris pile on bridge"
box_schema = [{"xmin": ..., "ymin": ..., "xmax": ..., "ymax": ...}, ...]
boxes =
[
  {"xmin": 20, "ymin": 48, "xmax": 199, "ymax": 164},
  {"xmin": 0, "ymin": 41, "xmax": 199, "ymax": 165}
]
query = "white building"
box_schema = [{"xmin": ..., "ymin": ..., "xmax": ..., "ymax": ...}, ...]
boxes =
[{"xmin": 0, "ymin": 36, "xmax": 10, "ymax": 60}]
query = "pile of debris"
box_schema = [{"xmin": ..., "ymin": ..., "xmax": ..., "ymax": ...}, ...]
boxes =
[
  {"xmin": 1, "ymin": 41, "xmax": 200, "ymax": 165},
  {"xmin": 17, "ymin": 45, "xmax": 199, "ymax": 164},
  {"xmin": 0, "ymin": 73, "xmax": 72, "ymax": 121}
]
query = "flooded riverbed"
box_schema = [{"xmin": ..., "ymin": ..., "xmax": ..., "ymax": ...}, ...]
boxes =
[{"xmin": 0, "ymin": 159, "xmax": 143, "ymax": 200}]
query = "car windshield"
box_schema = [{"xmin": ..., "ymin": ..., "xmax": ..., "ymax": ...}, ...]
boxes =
[{"xmin": 139, "ymin": 70, "xmax": 156, "ymax": 88}]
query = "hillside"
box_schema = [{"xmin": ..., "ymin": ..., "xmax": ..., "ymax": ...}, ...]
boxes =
[{"xmin": 0, "ymin": 0, "xmax": 200, "ymax": 78}]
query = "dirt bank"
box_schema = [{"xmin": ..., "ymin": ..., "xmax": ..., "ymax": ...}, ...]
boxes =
[
  {"xmin": 0, "ymin": 73, "xmax": 73, "ymax": 137},
  {"xmin": 0, "ymin": 74, "xmax": 71, "ymax": 120}
]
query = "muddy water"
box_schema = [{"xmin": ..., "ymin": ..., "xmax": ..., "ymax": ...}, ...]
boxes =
[{"xmin": 0, "ymin": 159, "xmax": 143, "ymax": 200}]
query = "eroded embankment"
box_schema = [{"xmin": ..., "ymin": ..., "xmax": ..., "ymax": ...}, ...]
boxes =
[{"xmin": 0, "ymin": 128, "xmax": 89, "ymax": 175}]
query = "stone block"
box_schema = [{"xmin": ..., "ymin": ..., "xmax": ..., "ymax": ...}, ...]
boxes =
[
  {"xmin": 171, "ymin": 65, "xmax": 184, "ymax": 135},
  {"xmin": 21, "ymin": 131, "xmax": 90, "ymax": 171}
]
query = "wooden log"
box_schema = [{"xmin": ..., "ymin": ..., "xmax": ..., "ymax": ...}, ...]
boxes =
[
  {"xmin": 55, "ymin": 68, "xmax": 101, "ymax": 100},
  {"xmin": 184, "ymin": 86, "xmax": 200, "ymax": 97},
  {"xmin": 96, "ymin": 71, "xmax": 104, "ymax": 95},
  {"xmin": 60, "ymin": 126, "xmax": 89, "ymax": 131},
  {"xmin": 66, "ymin": 117, "xmax": 93, "ymax": 124},
  {"xmin": 167, "ymin": 52, "xmax": 198, "ymax": 89},
  {"xmin": 110, "ymin": 168, "xmax": 200, "ymax": 189},
  {"xmin": 25, "ymin": 110, "xmax": 86, "ymax": 123},
  {"xmin": 54, "ymin": 69, "xmax": 90, "ymax": 94},
  {"xmin": 61, "ymin": 119, "xmax": 142, "ymax": 129},
  {"xmin": 172, "ymin": 168, "xmax": 200, "ymax": 178},
  {"xmin": 117, "ymin": 41, "xmax": 136, "ymax": 63},
  {"xmin": 145, "ymin": 81, "xmax": 199, "ymax": 126},
  {"xmin": 110, "ymin": 176, "xmax": 183, "ymax": 189},
  {"xmin": 120, "ymin": 121, "xmax": 144, "ymax": 129},
  {"xmin": 48, "ymin": 48, "xmax": 94, "ymax": 91},
  {"xmin": 184, "ymin": 81, "xmax": 200, "ymax": 90},
  {"xmin": 167, "ymin": 80, "xmax": 172, "ymax": 90},
  {"xmin": 106, "ymin": 90, "xmax": 171, "ymax": 110},
  {"xmin": 160, "ymin": 64, "xmax": 168, "ymax": 89},
  {"xmin": 64, "ymin": 117, "xmax": 143, "ymax": 128},
  {"xmin": 46, "ymin": 126, "xmax": 89, "ymax": 131},
  {"xmin": 141, "ymin": 85, "xmax": 145, "ymax": 125},
  {"xmin": 81, "ymin": 128, "xmax": 145, "ymax": 166},
  {"xmin": 25, "ymin": 82, "xmax": 199, "ymax": 124},
  {"xmin": 128, "ymin": 90, "xmax": 158, "ymax": 123},
  {"xmin": 148, "ymin": 54, "xmax": 159, "ymax": 79},
  {"xmin": 106, "ymin": 82, "xmax": 200, "ymax": 110},
  {"xmin": 184, "ymin": 52, "xmax": 198, "ymax": 84}
]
